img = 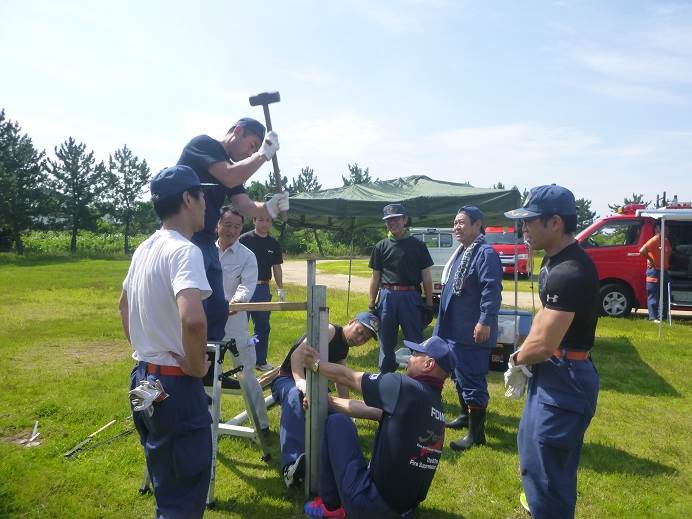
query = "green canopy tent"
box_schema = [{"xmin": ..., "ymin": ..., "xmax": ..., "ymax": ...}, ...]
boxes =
[
  {"xmin": 287, "ymin": 175, "xmax": 522, "ymax": 231},
  {"xmin": 284, "ymin": 175, "xmax": 522, "ymax": 316}
]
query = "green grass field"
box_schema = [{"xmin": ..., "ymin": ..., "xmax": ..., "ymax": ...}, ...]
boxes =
[
  {"xmin": 318, "ymin": 259, "xmax": 537, "ymax": 292},
  {"xmin": 0, "ymin": 256, "xmax": 690, "ymax": 518}
]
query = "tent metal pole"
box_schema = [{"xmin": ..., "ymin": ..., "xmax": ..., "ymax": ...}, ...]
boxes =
[
  {"xmin": 659, "ymin": 218, "xmax": 666, "ymax": 337},
  {"xmin": 346, "ymin": 218, "xmax": 355, "ymax": 319}
]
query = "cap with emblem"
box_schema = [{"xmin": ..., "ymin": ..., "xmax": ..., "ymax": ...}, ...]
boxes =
[
  {"xmin": 504, "ymin": 184, "xmax": 576, "ymax": 219},
  {"xmin": 354, "ymin": 311, "xmax": 379, "ymax": 339},
  {"xmin": 150, "ymin": 165, "xmax": 216, "ymax": 201},
  {"xmin": 404, "ymin": 335, "xmax": 456, "ymax": 374},
  {"xmin": 382, "ymin": 203, "xmax": 407, "ymax": 220}
]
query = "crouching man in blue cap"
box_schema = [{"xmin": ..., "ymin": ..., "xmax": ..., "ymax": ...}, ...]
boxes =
[
  {"xmin": 119, "ymin": 165, "xmax": 215, "ymax": 518},
  {"xmin": 271, "ymin": 311, "xmax": 380, "ymax": 489},
  {"xmin": 299, "ymin": 336, "xmax": 455, "ymax": 518},
  {"xmin": 434, "ymin": 206, "xmax": 502, "ymax": 451},
  {"xmin": 504, "ymin": 185, "xmax": 600, "ymax": 519}
]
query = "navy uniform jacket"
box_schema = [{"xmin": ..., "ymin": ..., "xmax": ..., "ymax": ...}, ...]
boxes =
[{"xmin": 433, "ymin": 243, "xmax": 502, "ymax": 348}]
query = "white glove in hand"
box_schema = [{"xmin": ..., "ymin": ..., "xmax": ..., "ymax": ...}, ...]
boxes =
[
  {"xmin": 258, "ymin": 130, "xmax": 280, "ymax": 160},
  {"xmin": 504, "ymin": 353, "xmax": 533, "ymax": 400},
  {"xmin": 295, "ymin": 378, "xmax": 307, "ymax": 395},
  {"xmin": 266, "ymin": 191, "xmax": 289, "ymax": 218},
  {"xmin": 277, "ymin": 288, "xmax": 286, "ymax": 302}
]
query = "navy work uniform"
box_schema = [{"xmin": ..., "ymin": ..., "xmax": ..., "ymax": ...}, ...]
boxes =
[
  {"xmin": 518, "ymin": 241, "xmax": 600, "ymax": 518},
  {"xmin": 177, "ymin": 119, "xmax": 266, "ymax": 340},
  {"xmin": 370, "ymin": 204, "xmax": 434, "ymax": 373},
  {"xmin": 271, "ymin": 326, "xmax": 349, "ymax": 471},
  {"xmin": 434, "ymin": 224, "xmax": 502, "ymax": 448}
]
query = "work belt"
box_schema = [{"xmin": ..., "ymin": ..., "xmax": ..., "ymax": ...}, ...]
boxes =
[
  {"xmin": 147, "ymin": 363, "xmax": 186, "ymax": 376},
  {"xmin": 381, "ymin": 284, "xmax": 417, "ymax": 291},
  {"xmin": 552, "ymin": 349, "xmax": 591, "ymax": 361},
  {"xmin": 256, "ymin": 280, "xmax": 270, "ymax": 285}
]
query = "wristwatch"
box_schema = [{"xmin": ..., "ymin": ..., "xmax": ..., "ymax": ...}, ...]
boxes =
[{"xmin": 311, "ymin": 359, "xmax": 321, "ymax": 374}]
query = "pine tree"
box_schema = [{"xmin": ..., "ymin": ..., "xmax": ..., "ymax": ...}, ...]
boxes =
[{"xmin": 342, "ymin": 163, "xmax": 372, "ymax": 186}]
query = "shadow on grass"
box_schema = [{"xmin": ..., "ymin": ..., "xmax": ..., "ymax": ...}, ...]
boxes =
[{"xmin": 594, "ymin": 336, "xmax": 680, "ymax": 397}]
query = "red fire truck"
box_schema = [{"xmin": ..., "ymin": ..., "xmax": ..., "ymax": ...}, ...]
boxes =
[
  {"xmin": 484, "ymin": 226, "xmax": 529, "ymax": 276},
  {"xmin": 575, "ymin": 203, "xmax": 692, "ymax": 317}
]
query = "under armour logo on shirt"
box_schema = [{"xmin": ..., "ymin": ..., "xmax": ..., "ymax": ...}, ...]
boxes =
[
  {"xmin": 369, "ymin": 373, "xmax": 380, "ymax": 381},
  {"xmin": 546, "ymin": 294, "xmax": 559, "ymax": 303}
]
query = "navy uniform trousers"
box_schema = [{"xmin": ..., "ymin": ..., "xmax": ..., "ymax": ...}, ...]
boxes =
[
  {"xmin": 517, "ymin": 355, "xmax": 599, "ymax": 519},
  {"xmin": 192, "ymin": 233, "xmax": 228, "ymax": 341},
  {"xmin": 249, "ymin": 283, "xmax": 272, "ymax": 366},
  {"xmin": 271, "ymin": 374, "xmax": 306, "ymax": 469},
  {"xmin": 318, "ymin": 413, "xmax": 410, "ymax": 519},
  {"xmin": 130, "ymin": 363, "xmax": 212, "ymax": 519},
  {"xmin": 377, "ymin": 288, "xmax": 424, "ymax": 373}
]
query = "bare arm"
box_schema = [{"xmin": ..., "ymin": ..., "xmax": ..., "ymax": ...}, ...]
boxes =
[
  {"xmin": 302, "ymin": 345, "xmax": 364, "ymax": 394},
  {"xmin": 272, "ymin": 264, "xmax": 283, "ymax": 289},
  {"xmin": 174, "ymin": 288, "xmax": 209, "ymax": 377},
  {"xmin": 513, "ymin": 308, "xmax": 575, "ymax": 365},
  {"xmin": 335, "ymin": 359, "xmax": 350, "ymax": 398},
  {"xmin": 209, "ymin": 153, "xmax": 268, "ymax": 189},
  {"xmin": 421, "ymin": 267, "xmax": 433, "ymax": 306},
  {"xmin": 369, "ymin": 270, "xmax": 381, "ymax": 308},
  {"xmin": 118, "ymin": 290, "xmax": 130, "ymax": 343},
  {"xmin": 328, "ymin": 396, "xmax": 382, "ymax": 421},
  {"xmin": 290, "ymin": 325, "xmax": 337, "ymax": 387},
  {"xmin": 229, "ymin": 192, "xmax": 271, "ymax": 219}
]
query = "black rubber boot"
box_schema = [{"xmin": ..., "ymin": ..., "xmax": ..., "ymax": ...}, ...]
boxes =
[
  {"xmin": 450, "ymin": 407, "xmax": 486, "ymax": 451},
  {"xmin": 445, "ymin": 398, "xmax": 469, "ymax": 429}
]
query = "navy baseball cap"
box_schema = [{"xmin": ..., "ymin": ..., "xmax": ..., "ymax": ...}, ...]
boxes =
[
  {"xmin": 234, "ymin": 117, "xmax": 266, "ymax": 142},
  {"xmin": 458, "ymin": 205, "xmax": 484, "ymax": 221},
  {"xmin": 504, "ymin": 184, "xmax": 576, "ymax": 219},
  {"xmin": 404, "ymin": 336, "xmax": 456, "ymax": 374},
  {"xmin": 150, "ymin": 165, "xmax": 215, "ymax": 200},
  {"xmin": 354, "ymin": 311, "xmax": 379, "ymax": 338},
  {"xmin": 382, "ymin": 203, "xmax": 407, "ymax": 220}
]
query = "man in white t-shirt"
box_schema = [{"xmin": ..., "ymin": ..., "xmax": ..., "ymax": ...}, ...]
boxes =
[
  {"xmin": 216, "ymin": 205, "xmax": 269, "ymax": 434},
  {"xmin": 119, "ymin": 165, "xmax": 213, "ymax": 518}
]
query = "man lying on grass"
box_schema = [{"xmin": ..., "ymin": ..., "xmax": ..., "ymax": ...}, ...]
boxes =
[{"xmin": 299, "ymin": 335, "xmax": 455, "ymax": 519}]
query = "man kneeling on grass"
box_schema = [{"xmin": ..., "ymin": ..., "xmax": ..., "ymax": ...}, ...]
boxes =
[
  {"xmin": 272, "ymin": 311, "xmax": 379, "ymax": 489},
  {"xmin": 300, "ymin": 335, "xmax": 455, "ymax": 519}
]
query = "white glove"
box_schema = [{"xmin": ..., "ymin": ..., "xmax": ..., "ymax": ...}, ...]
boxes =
[
  {"xmin": 295, "ymin": 378, "xmax": 307, "ymax": 395},
  {"xmin": 277, "ymin": 288, "xmax": 286, "ymax": 302},
  {"xmin": 504, "ymin": 353, "xmax": 533, "ymax": 400},
  {"xmin": 266, "ymin": 191, "xmax": 289, "ymax": 218},
  {"xmin": 129, "ymin": 379, "xmax": 169, "ymax": 417},
  {"xmin": 258, "ymin": 130, "xmax": 280, "ymax": 160}
]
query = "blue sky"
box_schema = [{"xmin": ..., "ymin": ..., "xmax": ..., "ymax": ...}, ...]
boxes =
[{"xmin": 2, "ymin": 0, "xmax": 691, "ymax": 216}]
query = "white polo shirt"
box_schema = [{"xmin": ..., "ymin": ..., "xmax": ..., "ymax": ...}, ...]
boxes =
[{"xmin": 123, "ymin": 229, "xmax": 211, "ymax": 366}]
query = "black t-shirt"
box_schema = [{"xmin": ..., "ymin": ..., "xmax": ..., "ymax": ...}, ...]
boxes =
[
  {"xmin": 361, "ymin": 372, "xmax": 445, "ymax": 513},
  {"xmin": 369, "ymin": 236, "xmax": 434, "ymax": 286},
  {"xmin": 177, "ymin": 135, "xmax": 247, "ymax": 236},
  {"xmin": 239, "ymin": 231, "xmax": 283, "ymax": 281},
  {"xmin": 539, "ymin": 241, "xmax": 600, "ymax": 351},
  {"xmin": 279, "ymin": 325, "xmax": 349, "ymax": 375}
]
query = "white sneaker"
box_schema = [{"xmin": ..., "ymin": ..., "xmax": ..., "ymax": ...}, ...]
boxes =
[
  {"xmin": 256, "ymin": 363, "xmax": 274, "ymax": 372},
  {"xmin": 653, "ymin": 319, "xmax": 661, "ymax": 324},
  {"xmin": 283, "ymin": 453, "xmax": 305, "ymax": 488}
]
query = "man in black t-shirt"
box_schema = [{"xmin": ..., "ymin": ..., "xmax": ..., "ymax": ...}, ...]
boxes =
[
  {"xmin": 240, "ymin": 215, "xmax": 284, "ymax": 371},
  {"xmin": 369, "ymin": 203, "xmax": 434, "ymax": 373},
  {"xmin": 300, "ymin": 335, "xmax": 454, "ymax": 518},
  {"xmin": 176, "ymin": 118, "xmax": 288, "ymax": 341},
  {"xmin": 504, "ymin": 185, "xmax": 600, "ymax": 519},
  {"xmin": 270, "ymin": 311, "xmax": 379, "ymax": 489}
]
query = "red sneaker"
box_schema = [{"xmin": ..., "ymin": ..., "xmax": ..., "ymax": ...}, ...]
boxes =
[{"xmin": 304, "ymin": 496, "xmax": 346, "ymax": 518}]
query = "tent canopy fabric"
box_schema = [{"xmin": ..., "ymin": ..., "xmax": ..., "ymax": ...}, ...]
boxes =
[{"xmin": 287, "ymin": 175, "xmax": 522, "ymax": 230}]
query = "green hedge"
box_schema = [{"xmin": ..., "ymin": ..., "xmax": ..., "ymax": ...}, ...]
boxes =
[{"xmin": 19, "ymin": 231, "xmax": 149, "ymax": 257}]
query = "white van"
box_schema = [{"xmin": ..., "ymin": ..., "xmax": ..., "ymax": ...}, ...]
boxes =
[{"xmin": 410, "ymin": 227, "xmax": 460, "ymax": 307}]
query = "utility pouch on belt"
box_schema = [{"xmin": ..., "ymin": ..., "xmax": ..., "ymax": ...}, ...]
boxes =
[{"xmin": 129, "ymin": 379, "xmax": 169, "ymax": 417}]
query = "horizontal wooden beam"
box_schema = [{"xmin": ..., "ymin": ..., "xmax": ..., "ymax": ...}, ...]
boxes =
[{"xmin": 228, "ymin": 301, "xmax": 308, "ymax": 312}]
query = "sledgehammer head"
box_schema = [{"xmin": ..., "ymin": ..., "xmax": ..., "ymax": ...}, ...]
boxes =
[{"xmin": 249, "ymin": 91, "xmax": 280, "ymax": 106}]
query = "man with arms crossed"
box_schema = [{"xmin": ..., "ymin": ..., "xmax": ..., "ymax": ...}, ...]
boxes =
[
  {"xmin": 216, "ymin": 205, "xmax": 269, "ymax": 434},
  {"xmin": 177, "ymin": 118, "xmax": 287, "ymax": 343},
  {"xmin": 119, "ymin": 165, "xmax": 213, "ymax": 518},
  {"xmin": 504, "ymin": 185, "xmax": 600, "ymax": 519},
  {"xmin": 300, "ymin": 335, "xmax": 455, "ymax": 519}
]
